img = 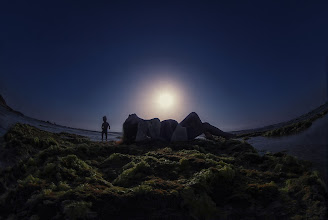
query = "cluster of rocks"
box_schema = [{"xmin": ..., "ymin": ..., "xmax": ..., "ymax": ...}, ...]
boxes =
[{"xmin": 123, "ymin": 112, "xmax": 234, "ymax": 143}]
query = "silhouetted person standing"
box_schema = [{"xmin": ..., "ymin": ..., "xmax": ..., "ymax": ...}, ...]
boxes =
[{"xmin": 102, "ymin": 116, "xmax": 110, "ymax": 141}]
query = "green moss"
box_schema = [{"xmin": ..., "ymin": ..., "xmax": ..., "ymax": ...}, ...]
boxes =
[
  {"xmin": 262, "ymin": 153, "xmax": 311, "ymax": 175},
  {"xmin": 113, "ymin": 160, "xmax": 151, "ymax": 187},
  {"xmin": 4, "ymin": 132, "xmax": 14, "ymax": 142},
  {"xmin": 241, "ymin": 152, "xmax": 262, "ymax": 164},
  {"xmin": 27, "ymin": 157, "xmax": 36, "ymax": 166},
  {"xmin": 101, "ymin": 153, "xmax": 131, "ymax": 167},
  {"xmin": 189, "ymin": 152, "xmax": 206, "ymax": 159},
  {"xmin": 29, "ymin": 215, "xmax": 40, "ymax": 220},
  {"xmin": 56, "ymin": 181, "xmax": 71, "ymax": 191},
  {"xmin": 60, "ymin": 155, "xmax": 90, "ymax": 171},
  {"xmin": 18, "ymin": 174, "xmax": 43, "ymax": 186},
  {"xmin": 42, "ymin": 162, "xmax": 57, "ymax": 177},
  {"xmin": 181, "ymin": 187, "xmax": 219, "ymax": 219},
  {"xmin": 247, "ymin": 181, "xmax": 279, "ymax": 204},
  {"xmin": 179, "ymin": 158, "xmax": 189, "ymax": 170},
  {"xmin": 62, "ymin": 200, "xmax": 92, "ymax": 220},
  {"xmin": 1, "ymin": 123, "xmax": 327, "ymax": 219},
  {"xmin": 131, "ymin": 184, "xmax": 153, "ymax": 195},
  {"xmin": 33, "ymin": 137, "xmax": 40, "ymax": 146}
]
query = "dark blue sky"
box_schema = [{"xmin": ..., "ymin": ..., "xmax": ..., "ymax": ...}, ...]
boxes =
[{"xmin": 1, "ymin": 0, "xmax": 328, "ymax": 132}]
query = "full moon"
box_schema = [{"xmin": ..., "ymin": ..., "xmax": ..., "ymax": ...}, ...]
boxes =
[
  {"xmin": 136, "ymin": 78, "xmax": 184, "ymax": 120},
  {"xmin": 158, "ymin": 93, "xmax": 174, "ymax": 109}
]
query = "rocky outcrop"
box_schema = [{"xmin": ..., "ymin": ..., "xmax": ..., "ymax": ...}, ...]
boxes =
[
  {"xmin": 148, "ymin": 118, "xmax": 161, "ymax": 139},
  {"xmin": 0, "ymin": 95, "xmax": 7, "ymax": 107},
  {"xmin": 123, "ymin": 112, "xmax": 234, "ymax": 143},
  {"xmin": 123, "ymin": 114, "xmax": 143, "ymax": 143},
  {"xmin": 160, "ymin": 119, "xmax": 178, "ymax": 141},
  {"xmin": 180, "ymin": 112, "xmax": 204, "ymax": 139},
  {"xmin": 135, "ymin": 118, "xmax": 161, "ymax": 142},
  {"xmin": 203, "ymin": 122, "xmax": 235, "ymax": 139},
  {"xmin": 171, "ymin": 124, "xmax": 188, "ymax": 142}
]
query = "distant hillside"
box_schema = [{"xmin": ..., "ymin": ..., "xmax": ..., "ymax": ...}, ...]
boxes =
[{"xmin": 233, "ymin": 102, "xmax": 328, "ymax": 137}]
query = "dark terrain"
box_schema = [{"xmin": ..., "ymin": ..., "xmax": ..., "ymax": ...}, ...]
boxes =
[{"xmin": 0, "ymin": 124, "xmax": 326, "ymax": 219}]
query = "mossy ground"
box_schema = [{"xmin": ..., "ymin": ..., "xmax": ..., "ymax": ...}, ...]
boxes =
[{"xmin": 0, "ymin": 124, "xmax": 327, "ymax": 219}]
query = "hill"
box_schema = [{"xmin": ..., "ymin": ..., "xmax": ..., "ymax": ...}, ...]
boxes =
[{"xmin": 234, "ymin": 102, "xmax": 328, "ymax": 138}]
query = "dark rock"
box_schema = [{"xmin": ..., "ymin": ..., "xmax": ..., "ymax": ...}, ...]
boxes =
[
  {"xmin": 148, "ymin": 118, "xmax": 161, "ymax": 139},
  {"xmin": 203, "ymin": 122, "xmax": 235, "ymax": 139},
  {"xmin": 135, "ymin": 118, "xmax": 161, "ymax": 142},
  {"xmin": 0, "ymin": 94, "xmax": 7, "ymax": 107},
  {"xmin": 135, "ymin": 120, "xmax": 149, "ymax": 142},
  {"xmin": 171, "ymin": 124, "xmax": 188, "ymax": 142},
  {"xmin": 123, "ymin": 112, "xmax": 234, "ymax": 143},
  {"xmin": 204, "ymin": 131, "xmax": 215, "ymax": 140},
  {"xmin": 160, "ymin": 119, "xmax": 178, "ymax": 142},
  {"xmin": 123, "ymin": 114, "xmax": 143, "ymax": 143},
  {"xmin": 180, "ymin": 112, "xmax": 204, "ymax": 140},
  {"xmin": 0, "ymin": 94, "xmax": 24, "ymax": 116}
]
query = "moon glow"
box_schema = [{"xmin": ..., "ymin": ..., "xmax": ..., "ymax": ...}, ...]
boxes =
[{"xmin": 157, "ymin": 93, "xmax": 174, "ymax": 109}]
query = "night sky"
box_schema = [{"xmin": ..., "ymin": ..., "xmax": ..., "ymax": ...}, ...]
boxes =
[{"xmin": 1, "ymin": 1, "xmax": 328, "ymax": 132}]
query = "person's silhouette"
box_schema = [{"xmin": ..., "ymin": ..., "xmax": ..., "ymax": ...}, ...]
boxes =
[{"xmin": 101, "ymin": 116, "xmax": 110, "ymax": 141}]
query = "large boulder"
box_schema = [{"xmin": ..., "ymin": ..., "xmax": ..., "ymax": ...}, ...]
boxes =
[
  {"xmin": 122, "ymin": 112, "xmax": 234, "ymax": 143},
  {"xmin": 135, "ymin": 118, "xmax": 161, "ymax": 142},
  {"xmin": 180, "ymin": 112, "xmax": 204, "ymax": 140},
  {"xmin": 171, "ymin": 124, "xmax": 188, "ymax": 142},
  {"xmin": 203, "ymin": 122, "xmax": 235, "ymax": 139},
  {"xmin": 135, "ymin": 120, "xmax": 149, "ymax": 142},
  {"xmin": 160, "ymin": 119, "xmax": 178, "ymax": 142},
  {"xmin": 148, "ymin": 118, "xmax": 161, "ymax": 139},
  {"xmin": 0, "ymin": 95, "xmax": 7, "ymax": 107},
  {"xmin": 123, "ymin": 114, "xmax": 143, "ymax": 143}
]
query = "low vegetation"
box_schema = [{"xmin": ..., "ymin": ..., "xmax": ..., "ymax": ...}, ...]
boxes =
[{"xmin": 0, "ymin": 123, "xmax": 327, "ymax": 219}]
